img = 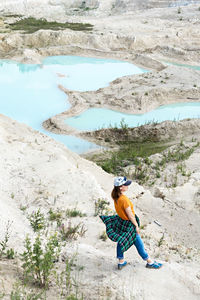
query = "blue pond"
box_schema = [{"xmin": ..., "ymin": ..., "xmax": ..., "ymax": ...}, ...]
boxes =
[
  {"xmin": 0, "ymin": 56, "xmax": 146, "ymax": 153},
  {"xmin": 1, "ymin": 56, "xmax": 200, "ymax": 153},
  {"xmin": 65, "ymin": 102, "xmax": 200, "ymax": 131}
]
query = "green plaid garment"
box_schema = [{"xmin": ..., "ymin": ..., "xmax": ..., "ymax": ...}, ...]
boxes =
[{"xmin": 99, "ymin": 215, "xmax": 140, "ymax": 253}]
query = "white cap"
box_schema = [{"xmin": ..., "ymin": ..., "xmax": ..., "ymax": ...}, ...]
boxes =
[{"xmin": 114, "ymin": 176, "xmax": 132, "ymax": 187}]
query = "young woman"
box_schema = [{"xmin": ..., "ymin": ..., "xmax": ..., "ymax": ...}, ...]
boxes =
[{"xmin": 100, "ymin": 176, "xmax": 162, "ymax": 270}]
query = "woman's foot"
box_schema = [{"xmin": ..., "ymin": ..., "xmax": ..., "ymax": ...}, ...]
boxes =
[
  {"xmin": 118, "ymin": 261, "xmax": 127, "ymax": 270},
  {"xmin": 146, "ymin": 261, "xmax": 162, "ymax": 269}
]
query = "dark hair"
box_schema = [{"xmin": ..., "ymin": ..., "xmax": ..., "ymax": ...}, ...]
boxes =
[{"xmin": 111, "ymin": 186, "xmax": 122, "ymax": 202}]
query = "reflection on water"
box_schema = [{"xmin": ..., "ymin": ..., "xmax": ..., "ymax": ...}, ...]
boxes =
[
  {"xmin": 0, "ymin": 56, "xmax": 146, "ymax": 153},
  {"xmin": 0, "ymin": 60, "xmax": 42, "ymax": 72},
  {"xmin": 65, "ymin": 102, "xmax": 200, "ymax": 131},
  {"xmin": 18, "ymin": 64, "xmax": 42, "ymax": 73}
]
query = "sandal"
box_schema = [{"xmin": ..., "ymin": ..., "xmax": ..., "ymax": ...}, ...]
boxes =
[
  {"xmin": 146, "ymin": 261, "xmax": 162, "ymax": 269},
  {"xmin": 118, "ymin": 261, "xmax": 127, "ymax": 270}
]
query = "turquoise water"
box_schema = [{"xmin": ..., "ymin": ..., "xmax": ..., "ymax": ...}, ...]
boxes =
[
  {"xmin": 42, "ymin": 56, "xmax": 147, "ymax": 91},
  {"xmin": 0, "ymin": 56, "xmax": 146, "ymax": 153},
  {"xmin": 65, "ymin": 59, "xmax": 200, "ymax": 132},
  {"xmin": 165, "ymin": 61, "xmax": 200, "ymax": 71},
  {"xmin": 65, "ymin": 102, "xmax": 200, "ymax": 131},
  {"xmin": 1, "ymin": 56, "xmax": 199, "ymax": 153}
]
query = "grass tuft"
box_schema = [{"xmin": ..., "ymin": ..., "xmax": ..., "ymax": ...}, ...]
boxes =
[
  {"xmin": 9, "ymin": 17, "xmax": 93, "ymax": 34},
  {"xmin": 66, "ymin": 209, "xmax": 86, "ymax": 218},
  {"xmin": 98, "ymin": 141, "xmax": 168, "ymax": 175}
]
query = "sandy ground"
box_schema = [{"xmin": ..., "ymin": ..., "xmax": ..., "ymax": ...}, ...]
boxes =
[{"xmin": 0, "ymin": 1, "xmax": 200, "ymax": 299}]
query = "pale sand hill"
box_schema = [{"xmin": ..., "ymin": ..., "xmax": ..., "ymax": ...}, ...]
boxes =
[
  {"xmin": 0, "ymin": 114, "xmax": 200, "ymax": 299},
  {"xmin": 0, "ymin": 113, "xmax": 112, "ymax": 246}
]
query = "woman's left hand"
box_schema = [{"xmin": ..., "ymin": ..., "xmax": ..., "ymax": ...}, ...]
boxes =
[{"xmin": 136, "ymin": 226, "xmax": 140, "ymax": 234}]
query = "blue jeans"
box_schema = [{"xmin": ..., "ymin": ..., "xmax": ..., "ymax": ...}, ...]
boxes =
[{"xmin": 117, "ymin": 234, "xmax": 149, "ymax": 261}]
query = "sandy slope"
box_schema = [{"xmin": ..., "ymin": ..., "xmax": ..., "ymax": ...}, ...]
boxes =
[
  {"xmin": 0, "ymin": 114, "xmax": 112, "ymax": 245},
  {"xmin": 0, "ymin": 114, "xmax": 200, "ymax": 299}
]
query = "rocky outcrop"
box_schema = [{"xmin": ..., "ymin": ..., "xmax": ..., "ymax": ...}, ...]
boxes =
[
  {"xmin": 82, "ymin": 119, "xmax": 200, "ymax": 144},
  {"xmin": 0, "ymin": 30, "xmax": 137, "ymax": 55}
]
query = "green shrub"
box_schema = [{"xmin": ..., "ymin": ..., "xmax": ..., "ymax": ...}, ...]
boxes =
[
  {"xmin": 163, "ymin": 143, "xmax": 198, "ymax": 163},
  {"xmin": 55, "ymin": 255, "xmax": 76, "ymax": 297},
  {"xmin": 54, "ymin": 255, "xmax": 84, "ymax": 300},
  {"xmin": 96, "ymin": 141, "xmax": 167, "ymax": 175},
  {"xmin": 21, "ymin": 234, "xmax": 61, "ymax": 288},
  {"xmin": 10, "ymin": 282, "xmax": 43, "ymax": 300},
  {"xmin": 6, "ymin": 248, "xmax": 15, "ymax": 259},
  {"xmin": 48, "ymin": 208, "xmax": 63, "ymax": 221},
  {"xmin": 28, "ymin": 209, "xmax": 46, "ymax": 232},
  {"xmin": 48, "ymin": 208, "xmax": 63, "ymax": 226},
  {"xmin": 58, "ymin": 222, "xmax": 87, "ymax": 241},
  {"xmin": 119, "ymin": 118, "xmax": 129, "ymax": 131},
  {"xmin": 143, "ymin": 157, "xmax": 152, "ymax": 165},
  {"xmin": 158, "ymin": 234, "xmax": 165, "ymax": 247},
  {"xmin": 0, "ymin": 221, "xmax": 14, "ymax": 259},
  {"xmin": 66, "ymin": 296, "xmax": 83, "ymax": 300},
  {"xmin": 94, "ymin": 198, "xmax": 110, "ymax": 216},
  {"xmin": 66, "ymin": 209, "xmax": 86, "ymax": 218},
  {"xmin": 134, "ymin": 165, "xmax": 148, "ymax": 183},
  {"xmin": 156, "ymin": 171, "xmax": 161, "ymax": 178}
]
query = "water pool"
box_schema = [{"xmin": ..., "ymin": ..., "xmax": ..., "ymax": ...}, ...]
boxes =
[
  {"xmin": 65, "ymin": 60, "xmax": 200, "ymax": 131},
  {"xmin": 65, "ymin": 102, "xmax": 200, "ymax": 131},
  {"xmin": 0, "ymin": 56, "xmax": 146, "ymax": 153}
]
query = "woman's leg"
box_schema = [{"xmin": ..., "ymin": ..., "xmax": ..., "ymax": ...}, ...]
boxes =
[
  {"xmin": 117, "ymin": 242, "xmax": 124, "ymax": 261},
  {"xmin": 134, "ymin": 234, "xmax": 163, "ymax": 268},
  {"xmin": 133, "ymin": 234, "xmax": 149, "ymax": 261},
  {"xmin": 117, "ymin": 243, "xmax": 127, "ymax": 269}
]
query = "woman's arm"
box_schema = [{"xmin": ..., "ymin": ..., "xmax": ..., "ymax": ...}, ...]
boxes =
[{"xmin": 125, "ymin": 206, "xmax": 139, "ymax": 234}]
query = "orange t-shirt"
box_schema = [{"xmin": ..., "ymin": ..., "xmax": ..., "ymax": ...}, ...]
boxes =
[{"xmin": 114, "ymin": 194, "xmax": 135, "ymax": 220}]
